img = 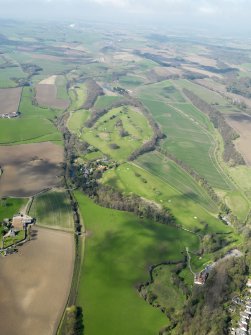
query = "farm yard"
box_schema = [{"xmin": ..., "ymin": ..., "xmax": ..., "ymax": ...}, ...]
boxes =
[
  {"xmin": 0, "ymin": 142, "xmax": 63, "ymax": 197},
  {"xmin": 0, "ymin": 227, "xmax": 74, "ymax": 335}
]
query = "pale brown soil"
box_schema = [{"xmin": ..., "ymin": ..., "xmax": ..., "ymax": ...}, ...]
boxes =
[
  {"xmin": 181, "ymin": 65, "xmax": 222, "ymax": 78},
  {"xmin": 0, "ymin": 142, "xmax": 64, "ymax": 197},
  {"xmin": 31, "ymin": 53, "xmax": 62, "ymax": 62},
  {"xmin": 185, "ymin": 54, "xmax": 218, "ymax": 67},
  {"xmin": 36, "ymin": 83, "xmax": 69, "ymax": 109},
  {"xmin": 226, "ymin": 114, "xmax": 251, "ymax": 166},
  {"xmin": 0, "ymin": 87, "xmax": 22, "ymax": 115},
  {"xmin": 39, "ymin": 75, "xmax": 57, "ymax": 85},
  {"xmin": 0, "ymin": 226, "xmax": 74, "ymax": 335}
]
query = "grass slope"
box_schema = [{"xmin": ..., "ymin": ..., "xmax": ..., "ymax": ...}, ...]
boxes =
[{"xmin": 75, "ymin": 192, "xmax": 199, "ymax": 335}]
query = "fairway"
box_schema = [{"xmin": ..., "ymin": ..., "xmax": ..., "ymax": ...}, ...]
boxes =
[
  {"xmin": 75, "ymin": 192, "xmax": 199, "ymax": 335},
  {"xmin": 30, "ymin": 189, "xmax": 74, "ymax": 231},
  {"xmin": 81, "ymin": 106, "xmax": 153, "ymax": 161}
]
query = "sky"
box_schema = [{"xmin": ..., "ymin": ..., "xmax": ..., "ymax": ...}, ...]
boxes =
[{"xmin": 0, "ymin": 0, "xmax": 250, "ymax": 35}]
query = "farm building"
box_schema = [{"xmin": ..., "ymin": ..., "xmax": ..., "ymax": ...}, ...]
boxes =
[
  {"xmin": 12, "ymin": 214, "xmax": 35, "ymax": 231},
  {"xmin": 194, "ymin": 271, "xmax": 208, "ymax": 285}
]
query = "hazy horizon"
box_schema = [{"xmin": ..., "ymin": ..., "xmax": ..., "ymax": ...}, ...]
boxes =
[{"xmin": 0, "ymin": 0, "xmax": 250, "ymax": 37}]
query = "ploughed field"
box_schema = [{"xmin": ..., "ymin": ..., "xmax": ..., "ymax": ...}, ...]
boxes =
[
  {"xmin": 0, "ymin": 226, "xmax": 74, "ymax": 335},
  {"xmin": 226, "ymin": 113, "xmax": 251, "ymax": 166},
  {"xmin": 36, "ymin": 75, "xmax": 69, "ymax": 110},
  {"xmin": 0, "ymin": 142, "xmax": 63, "ymax": 197},
  {"xmin": 0, "ymin": 87, "xmax": 22, "ymax": 115}
]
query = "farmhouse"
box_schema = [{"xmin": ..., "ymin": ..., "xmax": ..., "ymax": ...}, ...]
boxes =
[
  {"xmin": 12, "ymin": 214, "xmax": 35, "ymax": 231},
  {"xmin": 194, "ymin": 271, "xmax": 208, "ymax": 285}
]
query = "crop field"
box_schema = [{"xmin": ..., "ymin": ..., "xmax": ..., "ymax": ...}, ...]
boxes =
[
  {"xmin": 226, "ymin": 113, "xmax": 251, "ymax": 166},
  {"xmin": 0, "ymin": 87, "xmax": 22, "ymax": 115},
  {"xmin": 0, "ymin": 227, "xmax": 74, "ymax": 335},
  {"xmin": 75, "ymin": 192, "xmax": 199, "ymax": 335},
  {"xmin": 56, "ymin": 75, "xmax": 69, "ymax": 101},
  {"xmin": 81, "ymin": 106, "xmax": 153, "ymax": 161},
  {"xmin": 102, "ymin": 160, "xmax": 235, "ymax": 235},
  {"xmin": 36, "ymin": 82, "xmax": 69, "ymax": 109},
  {"xmin": 30, "ymin": 189, "xmax": 74, "ymax": 231},
  {"xmin": 0, "ymin": 87, "xmax": 63, "ymax": 145},
  {"xmin": 0, "ymin": 142, "xmax": 63, "ymax": 197},
  {"xmin": 141, "ymin": 98, "xmax": 231, "ymax": 190},
  {"xmin": 69, "ymin": 83, "xmax": 87, "ymax": 110}
]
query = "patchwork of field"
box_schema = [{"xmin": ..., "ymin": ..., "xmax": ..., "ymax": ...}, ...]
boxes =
[
  {"xmin": 0, "ymin": 87, "xmax": 63, "ymax": 145},
  {"xmin": 0, "ymin": 142, "xmax": 63, "ymax": 197},
  {"xmin": 0, "ymin": 227, "xmax": 74, "ymax": 335},
  {"xmin": 80, "ymin": 106, "xmax": 153, "ymax": 161},
  {"xmin": 0, "ymin": 87, "xmax": 22, "ymax": 115},
  {"xmin": 36, "ymin": 75, "xmax": 69, "ymax": 109},
  {"xmin": 226, "ymin": 114, "xmax": 251, "ymax": 166},
  {"xmin": 30, "ymin": 189, "xmax": 74, "ymax": 231},
  {"xmin": 69, "ymin": 83, "xmax": 87, "ymax": 110},
  {"xmin": 75, "ymin": 192, "xmax": 199, "ymax": 335}
]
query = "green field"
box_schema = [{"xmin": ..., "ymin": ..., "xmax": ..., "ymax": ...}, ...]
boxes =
[
  {"xmin": 81, "ymin": 106, "xmax": 153, "ymax": 161},
  {"xmin": 67, "ymin": 110, "xmax": 90, "ymax": 134},
  {"xmin": 141, "ymin": 98, "xmax": 231, "ymax": 190},
  {"xmin": 56, "ymin": 75, "xmax": 70, "ymax": 101},
  {"xmin": 69, "ymin": 83, "xmax": 87, "ymax": 110},
  {"xmin": 75, "ymin": 192, "xmax": 199, "ymax": 335},
  {"xmin": 0, "ymin": 198, "xmax": 27, "ymax": 222},
  {"xmin": 30, "ymin": 189, "xmax": 74, "ymax": 231},
  {"xmin": 102, "ymin": 159, "xmax": 236, "ymax": 236},
  {"xmin": 94, "ymin": 95, "xmax": 121, "ymax": 109},
  {"xmin": 0, "ymin": 66, "xmax": 26, "ymax": 88},
  {"xmin": 0, "ymin": 87, "xmax": 62, "ymax": 144}
]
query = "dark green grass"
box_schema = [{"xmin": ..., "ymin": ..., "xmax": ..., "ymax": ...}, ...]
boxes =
[
  {"xmin": 30, "ymin": 190, "xmax": 74, "ymax": 231},
  {"xmin": 75, "ymin": 192, "xmax": 199, "ymax": 335}
]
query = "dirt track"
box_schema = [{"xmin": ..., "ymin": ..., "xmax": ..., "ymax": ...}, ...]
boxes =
[
  {"xmin": 0, "ymin": 226, "xmax": 74, "ymax": 335},
  {"xmin": 0, "ymin": 142, "xmax": 64, "ymax": 197}
]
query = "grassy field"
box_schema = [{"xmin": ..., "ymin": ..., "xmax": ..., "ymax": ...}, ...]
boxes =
[
  {"xmin": 75, "ymin": 192, "xmax": 199, "ymax": 335},
  {"xmin": 94, "ymin": 95, "xmax": 121, "ymax": 109},
  {"xmin": 56, "ymin": 75, "xmax": 69, "ymax": 101},
  {"xmin": 30, "ymin": 189, "xmax": 74, "ymax": 231},
  {"xmin": 67, "ymin": 110, "xmax": 90, "ymax": 134},
  {"xmin": 102, "ymin": 159, "xmax": 236, "ymax": 236},
  {"xmin": 69, "ymin": 83, "xmax": 87, "ymax": 110},
  {"xmin": 0, "ymin": 66, "xmax": 26, "ymax": 88},
  {"xmin": 174, "ymin": 79, "xmax": 229, "ymax": 105},
  {"xmin": 0, "ymin": 87, "xmax": 62, "ymax": 144},
  {"xmin": 141, "ymin": 98, "xmax": 231, "ymax": 190},
  {"xmin": 0, "ymin": 198, "xmax": 27, "ymax": 222},
  {"xmin": 81, "ymin": 106, "xmax": 153, "ymax": 161}
]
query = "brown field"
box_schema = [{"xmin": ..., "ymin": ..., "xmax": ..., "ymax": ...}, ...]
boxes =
[
  {"xmin": 36, "ymin": 83, "xmax": 69, "ymax": 109},
  {"xmin": 31, "ymin": 53, "xmax": 63, "ymax": 62},
  {"xmin": 39, "ymin": 75, "xmax": 57, "ymax": 85},
  {"xmin": 0, "ymin": 142, "xmax": 64, "ymax": 197},
  {"xmin": 0, "ymin": 87, "xmax": 22, "ymax": 115},
  {"xmin": 226, "ymin": 114, "xmax": 251, "ymax": 166},
  {"xmin": 181, "ymin": 65, "xmax": 222, "ymax": 78},
  {"xmin": 185, "ymin": 54, "xmax": 218, "ymax": 67},
  {"xmin": 0, "ymin": 226, "xmax": 74, "ymax": 335}
]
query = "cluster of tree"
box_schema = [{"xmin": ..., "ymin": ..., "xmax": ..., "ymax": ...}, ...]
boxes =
[
  {"xmin": 227, "ymin": 76, "xmax": 251, "ymax": 99},
  {"xmin": 115, "ymin": 118, "xmax": 129, "ymax": 137},
  {"xmin": 82, "ymin": 78, "xmax": 104, "ymax": 110},
  {"xmin": 21, "ymin": 63, "xmax": 42, "ymax": 75},
  {"xmin": 183, "ymin": 88, "xmax": 245, "ymax": 166},
  {"xmin": 63, "ymin": 305, "xmax": 84, "ymax": 335},
  {"xmin": 174, "ymin": 257, "xmax": 247, "ymax": 335},
  {"xmin": 200, "ymin": 233, "xmax": 231, "ymax": 254}
]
